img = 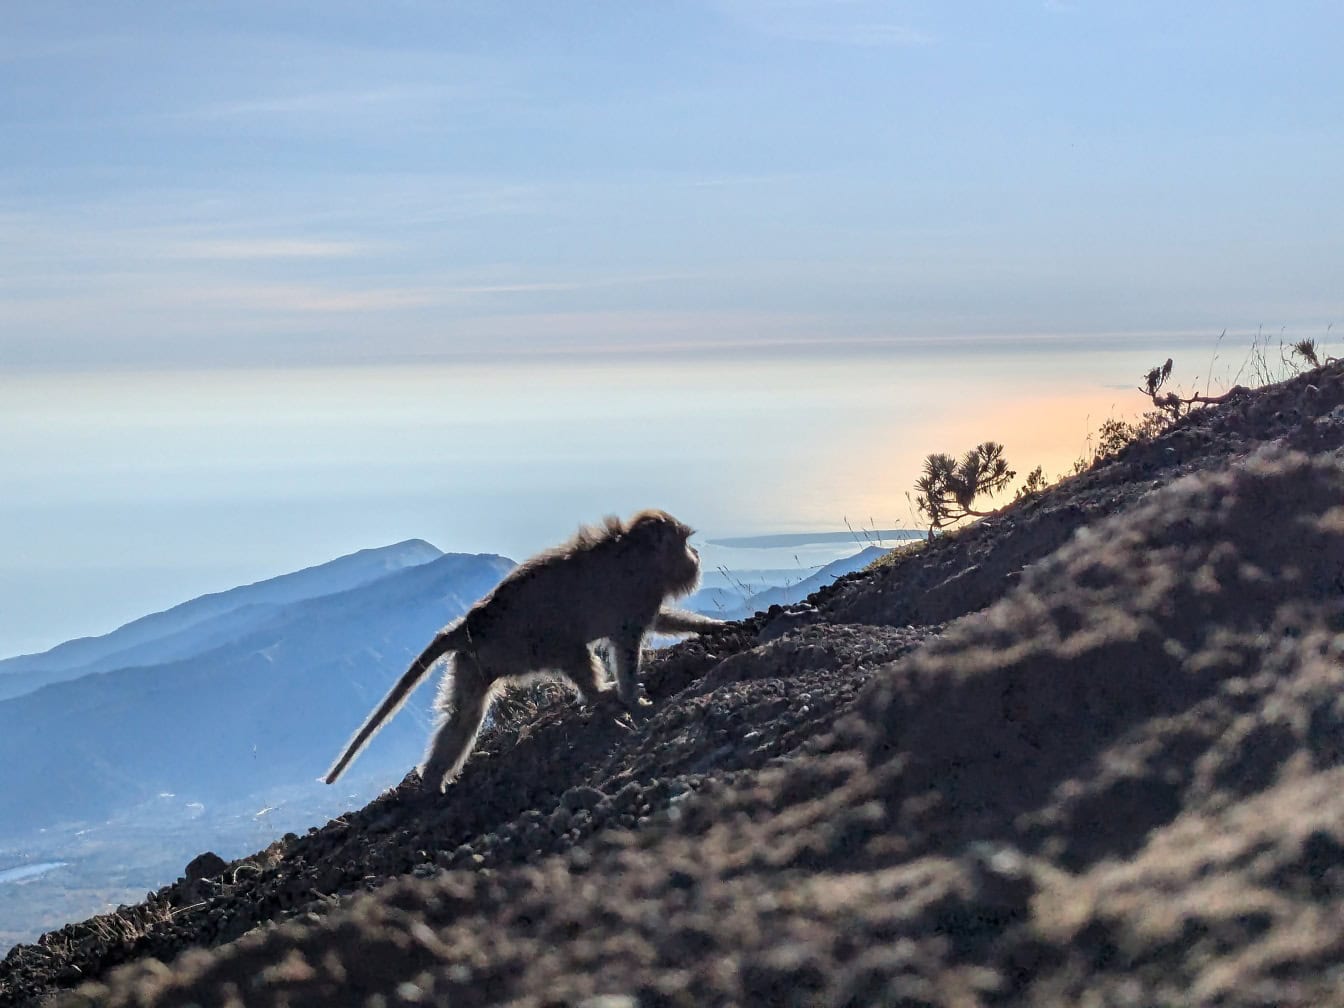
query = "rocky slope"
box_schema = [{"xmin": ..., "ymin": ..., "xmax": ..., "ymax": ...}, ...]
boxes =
[{"xmin": 3, "ymin": 360, "xmax": 1343, "ymax": 1007}]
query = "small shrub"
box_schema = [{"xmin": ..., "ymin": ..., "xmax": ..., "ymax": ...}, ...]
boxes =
[
  {"xmin": 1095, "ymin": 418, "xmax": 1138, "ymax": 459},
  {"xmin": 1015, "ymin": 465, "xmax": 1049, "ymax": 500},
  {"xmin": 1067, "ymin": 408, "xmax": 1174, "ymax": 476},
  {"xmin": 1291, "ymin": 338, "xmax": 1321, "ymax": 369},
  {"xmin": 914, "ymin": 441, "xmax": 1016, "ymax": 536},
  {"xmin": 1142, "ymin": 358, "xmax": 1246, "ymax": 424}
]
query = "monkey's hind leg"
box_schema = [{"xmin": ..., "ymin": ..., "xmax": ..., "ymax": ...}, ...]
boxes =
[
  {"xmin": 420, "ymin": 657, "xmax": 497, "ymax": 793},
  {"xmin": 559, "ymin": 645, "xmax": 614, "ymax": 707}
]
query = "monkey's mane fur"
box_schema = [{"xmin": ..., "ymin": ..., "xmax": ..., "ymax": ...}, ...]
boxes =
[
  {"xmin": 558, "ymin": 514, "xmax": 629, "ymax": 554},
  {"xmin": 537, "ymin": 509, "xmax": 695, "ymax": 567}
]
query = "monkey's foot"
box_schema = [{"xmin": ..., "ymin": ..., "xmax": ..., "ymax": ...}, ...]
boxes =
[
  {"xmin": 617, "ymin": 694, "xmax": 654, "ymax": 720},
  {"xmin": 587, "ymin": 690, "xmax": 651, "ymax": 720},
  {"xmin": 578, "ymin": 685, "xmax": 616, "ymax": 708}
]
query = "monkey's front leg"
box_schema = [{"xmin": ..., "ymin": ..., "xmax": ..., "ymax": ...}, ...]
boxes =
[{"xmin": 609, "ymin": 629, "xmax": 652, "ymax": 711}]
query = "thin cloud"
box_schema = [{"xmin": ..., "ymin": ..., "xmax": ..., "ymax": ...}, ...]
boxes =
[
  {"xmin": 685, "ymin": 172, "xmax": 818, "ymax": 188},
  {"xmin": 442, "ymin": 272, "xmax": 701, "ymax": 295},
  {"xmin": 190, "ymin": 85, "xmax": 454, "ymax": 121},
  {"xmin": 183, "ymin": 282, "xmax": 444, "ymax": 313},
  {"xmin": 709, "ymin": 0, "xmax": 933, "ymax": 47},
  {"xmin": 171, "ymin": 239, "xmax": 374, "ymax": 260},
  {"xmin": 0, "ymin": 35, "xmax": 126, "ymax": 64},
  {"xmin": 778, "ymin": 22, "xmax": 931, "ymax": 46}
]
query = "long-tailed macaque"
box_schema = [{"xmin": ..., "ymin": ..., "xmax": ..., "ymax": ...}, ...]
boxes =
[{"xmin": 323, "ymin": 510, "xmax": 723, "ymax": 792}]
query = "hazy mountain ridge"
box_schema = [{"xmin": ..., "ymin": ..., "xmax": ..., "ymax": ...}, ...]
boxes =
[
  {"xmin": 686, "ymin": 544, "xmax": 889, "ymax": 620},
  {"xmin": 0, "ymin": 539, "xmax": 443, "ymax": 695},
  {"xmin": 706, "ymin": 529, "xmax": 918, "ymax": 549},
  {"xmin": 0, "ymin": 549, "xmax": 512, "ymax": 838}
]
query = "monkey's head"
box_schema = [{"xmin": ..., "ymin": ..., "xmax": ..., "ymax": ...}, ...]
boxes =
[{"xmin": 624, "ymin": 509, "xmax": 702, "ymax": 598}]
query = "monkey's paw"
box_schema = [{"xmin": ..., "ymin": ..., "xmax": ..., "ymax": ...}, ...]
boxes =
[{"xmin": 618, "ymin": 694, "xmax": 654, "ymax": 721}]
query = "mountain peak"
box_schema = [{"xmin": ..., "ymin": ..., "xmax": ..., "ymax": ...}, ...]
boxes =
[{"xmin": 0, "ymin": 539, "xmax": 448, "ymax": 692}]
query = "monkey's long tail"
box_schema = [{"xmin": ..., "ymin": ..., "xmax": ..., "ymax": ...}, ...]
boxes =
[{"xmin": 322, "ymin": 622, "xmax": 468, "ymax": 784}]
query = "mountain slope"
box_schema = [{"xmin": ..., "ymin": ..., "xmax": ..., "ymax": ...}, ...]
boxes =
[
  {"xmin": 5, "ymin": 361, "xmax": 1344, "ymax": 1007},
  {"xmin": 0, "ymin": 551, "xmax": 512, "ymax": 836},
  {"xmin": 0, "ymin": 540, "xmax": 444, "ymax": 701},
  {"xmin": 72, "ymin": 440, "xmax": 1341, "ymax": 1008}
]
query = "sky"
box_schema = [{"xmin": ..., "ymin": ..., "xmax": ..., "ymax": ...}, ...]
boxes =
[{"xmin": 2, "ymin": 2, "xmax": 1341, "ymax": 655}]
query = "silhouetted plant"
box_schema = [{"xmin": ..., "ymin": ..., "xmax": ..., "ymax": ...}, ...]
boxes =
[
  {"xmin": 1014, "ymin": 465, "xmax": 1049, "ymax": 500},
  {"xmin": 1141, "ymin": 358, "xmax": 1246, "ymax": 424},
  {"xmin": 1142, "ymin": 357, "xmax": 1183, "ymax": 421},
  {"xmin": 914, "ymin": 442, "xmax": 1016, "ymax": 537},
  {"xmin": 1291, "ymin": 338, "xmax": 1321, "ymax": 368},
  {"xmin": 1070, "ymin": 410, "xmax": 1172, "ymax": 475},
  {"xmin": 1096, "ymin": 418, "xmax": 1138, "ymax": 458}
]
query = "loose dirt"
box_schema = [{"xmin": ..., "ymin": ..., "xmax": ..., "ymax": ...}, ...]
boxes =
[{"xmin": 5, "ymin": 360, "xmax": 1343, "ymax": 1007}]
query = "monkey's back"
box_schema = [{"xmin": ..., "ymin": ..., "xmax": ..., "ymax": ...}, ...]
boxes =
[{"xmin": 461, "ymin": 536, "xmax": 668, "ymax": 666}]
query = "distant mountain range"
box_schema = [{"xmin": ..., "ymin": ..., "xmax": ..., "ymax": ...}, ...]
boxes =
[
  {"xmin": 706, "ymin": 530, "xmax": 918, "ymax": 549},
  {"xmin": 684, "ymin": 546, "xmax": 889, "ymax": 621},
  {"xmin": 0, "ymin": 544, "xmax": 512, "ymax": 837},
  {"xmin": 0, "ymin": 540, "xmax": 444, "ymax": 702}
]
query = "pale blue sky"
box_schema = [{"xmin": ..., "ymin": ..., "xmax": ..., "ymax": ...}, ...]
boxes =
[{"xmin": 2, "ymin": 3, "xmax": 1341, "ymax": 653}]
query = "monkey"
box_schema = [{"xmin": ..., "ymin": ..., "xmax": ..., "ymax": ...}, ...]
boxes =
[{"xmin": 323, "ymin": 509, "xmax": 724, "ymax": 793}]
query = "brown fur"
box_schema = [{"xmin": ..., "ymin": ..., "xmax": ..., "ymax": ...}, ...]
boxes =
[{"xmin": 323, "ymin": 509, "xmax": 723, "ymax": 792}]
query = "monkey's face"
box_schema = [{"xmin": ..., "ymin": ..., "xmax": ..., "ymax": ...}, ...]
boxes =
[
  {"xmin": 627, "ymin": 510, "xmax": 702, "ymax": 597},
  {"xmin": 678, "ymin": 535, "xmax": 700, "ymax": 575},
  {"xmin": 664, "ymin": 521, "xmax": 703, "ymax": 596}
]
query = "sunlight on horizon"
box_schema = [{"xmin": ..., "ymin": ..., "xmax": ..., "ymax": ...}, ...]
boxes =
[
  {"xmin": 0, "ymin": 339, "xmax": 1222, "ymax": 656},
  {"xmin": 3, "ymin": 2, "xmax": 1340, "ymax": 655}
]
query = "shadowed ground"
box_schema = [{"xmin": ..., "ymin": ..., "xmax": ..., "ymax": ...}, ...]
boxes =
[{"xmin": 5, "ymin": 361, "xmax": 1344, "ymax": 1008}]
